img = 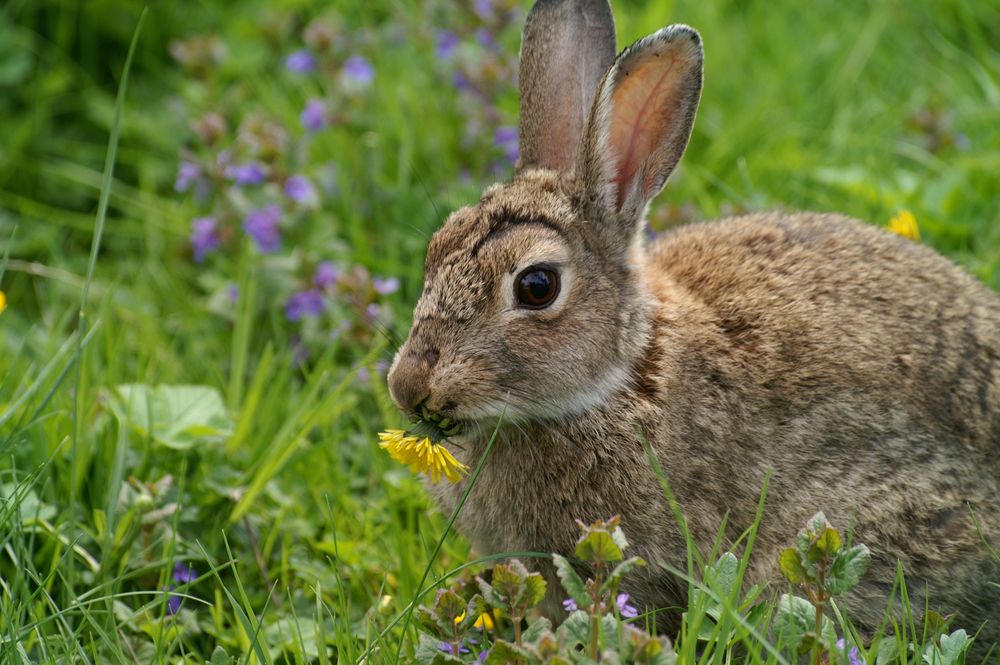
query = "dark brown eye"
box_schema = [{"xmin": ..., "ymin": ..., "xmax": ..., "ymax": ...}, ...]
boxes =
[{"xmin": 515, "ymin": 267, "xmax": 560, "ymax": 309}]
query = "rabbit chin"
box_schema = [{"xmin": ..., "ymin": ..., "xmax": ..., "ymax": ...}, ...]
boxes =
[{"xmin": 455, "ymin": 363, "xmax": 631, "ymax": 428}]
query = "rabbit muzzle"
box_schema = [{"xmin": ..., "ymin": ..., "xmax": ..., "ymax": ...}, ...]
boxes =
[{"xmin": 387, "ymin": 339, "xmax": 440, "ymax": 416}]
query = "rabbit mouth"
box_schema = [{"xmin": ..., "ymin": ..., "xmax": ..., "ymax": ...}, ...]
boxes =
[{"xmin": 409, "ymin": 405, "xmax": 464, "ymax": 440}]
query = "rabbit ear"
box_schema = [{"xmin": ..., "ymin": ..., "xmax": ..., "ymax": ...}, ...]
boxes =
[
  {"xmin": 578, "ymin": 25, "xmax": 703, "ymax": 248},
  {"xmin": 518, "ymin": 0, "xmax": 616, "ymax": 173}
]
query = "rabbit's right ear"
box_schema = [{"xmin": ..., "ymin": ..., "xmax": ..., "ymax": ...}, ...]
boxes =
[
  {"xmin": 518, "ymin": 0, "xmax": 616, "ymax": 173},
  {"xmin": 577, "ymin": 25, "xmax": 703, "ymax": 256}
]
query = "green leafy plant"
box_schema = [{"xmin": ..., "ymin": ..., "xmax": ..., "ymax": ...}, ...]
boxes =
[
  {"xmin": 410, "ymin": 517, "xmax": 673, "ymax": 665},
  {"xmin": 775, "ymin": 512, "xmax": 871, "ymax": 663}
]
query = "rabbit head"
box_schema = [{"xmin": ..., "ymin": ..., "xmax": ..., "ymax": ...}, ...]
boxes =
[{"xmin": 387, "ymin": 0, "xmax": 703, "ymax": 427}]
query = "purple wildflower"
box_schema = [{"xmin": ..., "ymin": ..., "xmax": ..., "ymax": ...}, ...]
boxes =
[
  {"xmin": 562, "ymin": 598, "xmax": 578, "ymax": 612},
  {"xmin": 836, "ymin": 639, "xmax": 864, "ymax": 665},
  {"xmin": 357, "ymin": 366, "xmax": 370, "ymax": 384},
  {"xmin": 227, "ymin": 284, "xmax": 240, "ymax": 303},
  {"xmin": 453, "ymin": 71, "xmax": 473, "ymax": 92},
  {"xmin": 216, "ymin": 149, "xmax": 233, "ymax": 169},
  {"xmin": 495, "ymin": 125, "xmax": 519, "ymax": 164},
  {"xmin": 438, "ymin": 643, "xmax": 470, "ymax": 656},
  {"xmin": 286, "ymin": 49, "xmax": 316, "ymax": 73},
  {"xmin": 175, "ymin": 161, "xmax": 202, "ymax": 193},
  {"xmin": 364, "ymin": 303, "xmax": 381, "ymax": 323},
  {"xmin": 166, "ymin": 587, "xmax": 182, "ymax": 615},
  {"xmin": 473, "ymin": 0, "xmax": 493, "ymax": 20},
  {"xmin": 616, "ymin": 593, "xmax": 639, "ymax": 619},
  {"xmin": 226, "ymin": 161, "xmax": 266, "ymax": 186},
  {"xmin": 172, "ymin": 562, "xmax": 197, "ymax": 584},
  {"xmin": 243, "ymin": 204, "xmax": 282, "ymax": 253},
  {"xmin": 475, "ymin": 28, "xmax": 495, "ymax": 48},
  {"xmin": 478, "ymin": 650, "xmax": 490, "ymax": 664},
  {"xmin": 373, "ymin": 276, "xmax": 400, "ymax": 295},
  {"xmin": 301, "ymin": 99, "xmax": 327, "ymax": 132},
  {"xmin": 343, "ymin": 55, "xmax": 374, "ymax": 86},
  {"xmin": 191, "ymin": 217, "xmax": 219, "ymax": 263},
  {"xmin": 435, "ymin": 30, "xmax": 459, "ymax": 60},
  {"xmin": 285, "ymin": 289, "xmax": 326, "ymax": 321},
  {"xmin": 284, "ymin": 175, "xmax": 317, "ymax": 203},
  {"xmin": 314, "ymin": 261, "xmax": 339, "ymax": 288}
]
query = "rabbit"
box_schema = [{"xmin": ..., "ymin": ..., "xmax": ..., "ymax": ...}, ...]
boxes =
[{"xmin": 386, "ymin": 0, "xmax": 1000, "ymax": 646}]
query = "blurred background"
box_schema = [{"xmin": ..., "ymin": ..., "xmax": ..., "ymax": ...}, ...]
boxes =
[{"xmin": 0, "ymin": 0, "xmax": 998, "ymax": 661}]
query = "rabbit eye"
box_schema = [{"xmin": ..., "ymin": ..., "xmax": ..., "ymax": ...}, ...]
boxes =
[{"xmin": 515, "ymin": 267, "xmax": 560, "ymax": 309}]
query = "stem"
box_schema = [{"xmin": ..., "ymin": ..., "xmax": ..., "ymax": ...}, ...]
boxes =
[
  {"xmin": 513, "ymin": 612, "xmax": 523, "ymax": 646},
  {"xmin": 810, "ymin": 562, "xmax": 828, "ymax": 665},
  {"xmin": 589, "ymin": 569, "xmax": 604, "ymax": 661}
]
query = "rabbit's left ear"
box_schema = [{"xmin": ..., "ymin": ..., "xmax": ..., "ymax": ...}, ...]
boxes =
[{"xmin": 578, "ymin": 25, "xmax": 703, "ymax": 246}]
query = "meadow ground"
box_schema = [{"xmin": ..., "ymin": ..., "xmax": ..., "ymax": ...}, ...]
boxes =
[{"xmin": 1, "ymin": 0, "xmax": 999, "ymax": 662}]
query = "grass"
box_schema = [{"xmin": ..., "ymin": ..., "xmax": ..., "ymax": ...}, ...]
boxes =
[{"xmin": 0, "ymin": 0, "xmax": 998, "ymax": 662}]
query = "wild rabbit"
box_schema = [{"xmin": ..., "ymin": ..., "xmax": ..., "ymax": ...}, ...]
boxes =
[{"xmin": 387, "ymin": 0, "xmax": 1000, "ymax": 643}]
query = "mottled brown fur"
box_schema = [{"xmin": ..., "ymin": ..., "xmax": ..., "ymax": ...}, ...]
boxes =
[{"xmin": 387, "ymin": 0, "xmax": 1000, "ymax": 649}]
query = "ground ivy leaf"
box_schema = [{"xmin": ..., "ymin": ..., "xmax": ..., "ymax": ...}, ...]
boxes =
[
  {"xmin": 611, "ymin": 525, "xmax": 629, "ymax": 551},
  {"xmin": 553, "ymin": 554, "xmax": 591, "ymax": 607},
  {"xmin": 576, "ymin": 529, "xmax": 624, "ymax": 563},
  {"xmin": 210, "ymin": 646, "xmax": 233, "ymax": 665},
  {"xmin": 485, "ymin": 640, "xmax": 533, "ymax": 665},
  {"xmin": 825, "ymin": 544, "xmax": 871, "ymax": 595},
  {"xmin": 520, "ymin": 571, "xmax": 547, "ymax": 608},
  {"xmin": 938, "ymin": 629, "xmax": 970, "ymax": 665},
  {"xmin": 602, "ymin": 556, "xmax": 645, "ymax": 594},
  {"xmin": 773, "ymin": 594, "xmax": 836, "ymax": 652},
  {"xmin": 522, "ymin": 616, "xmax": 552, "ymax": 643},
  {"xmin": 706, "ymin": 552, "xmax": 739, "ymax": 597},
  {"xmin": 558, "ymin": 609, "xmax": 594, "ymax": 650},
  {"xmin": 808, "ymin": 527, "xmax": 843, "ymax": 562},
  {"xmin": 779, "ymin": 547, "xmax": 808, "ymax": 584},
  {"xmin": 434, "ymin": 589, "xmax": 466, "ymax": 629}
]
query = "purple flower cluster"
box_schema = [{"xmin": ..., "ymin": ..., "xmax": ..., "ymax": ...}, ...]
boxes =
[
  {"xmin": 373, "ymin": 276, "xmax": 400, "ymax": 295},
  {"xmin": 436, "ymin": 30, "xmax": 459, "ymax": 60},
  {"xmin": 284, "ymin": 175, "xmax": 316, "ymax": 204},
  {"xmin": 301, "ymin": 99, "xmax": 327, "ymax": 132},
  {"xmin": 243, "ymin": 204, "xmax": 282, "ymax": 253},
  {"xmin": 562, "ymin": 592, "xmax": 638, "ymax": 619},
  {"xmin": 174, "ymin": 23, "xmax": 407, "ymax": 368},
  {"xmin": 175, "ymin": 161, "xmax": 202, "ymax": 193},
  {"xmin": 286, "ymin": 49, "xmax": 316, "ymax": 73},
  {"xmin": 226, "ymin": 161, "xmax": 266, "ymax": 186},
  {"xmin": 166, "ymin": 562, "xmax": 197, "ymax": 615},
  {"xmin": 314, "ymin": 261, "xmax": 339, "ymax": 288},
  {"xmin": 285, "ymin": 289, "xmax": 325, "ymax": 321},
  {"xmin": 836, "ymin": 639, "xmax": 864, "ymax": 665},
  {"xmin": 190, "ymin": 217, "xmax": 219, "ymax": 263},
  {"xmin": 343, "ymin": 55, "xmax": 374, "ymax": 86},
  {"xmin": 495, "ymin": 126, "xmax": 518, "ymax": 165}
]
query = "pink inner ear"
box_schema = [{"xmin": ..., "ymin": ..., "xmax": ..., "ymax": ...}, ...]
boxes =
[{"xmin": 609, "ymin": 48, "xmax": 690, "ymax": 210}]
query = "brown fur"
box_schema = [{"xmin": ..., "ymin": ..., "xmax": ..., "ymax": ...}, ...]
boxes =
[{"xmin": 387, "ymin": 0, "xmax": 1000, "ymax": 649}]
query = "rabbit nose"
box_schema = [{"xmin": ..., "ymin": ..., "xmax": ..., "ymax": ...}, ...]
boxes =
[{"xmin": 387, "ymin": 344, "xmax": 440, "ymax": 413}]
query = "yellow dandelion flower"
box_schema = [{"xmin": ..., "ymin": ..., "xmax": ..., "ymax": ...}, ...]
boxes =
[
  {"xmin": 0, "ymin": 290, "xmax": 6, "ymax": 314},
  {"xmin": 378, "ymin": 429, "xmax": 469, "ymax": 483},
  {"xmin": 454, "ymin": 608, "xmax": 500, "ymax": 630},
  {"xmin": 887, "ymin": 210, "xmax": 920, "ymax": 241}
]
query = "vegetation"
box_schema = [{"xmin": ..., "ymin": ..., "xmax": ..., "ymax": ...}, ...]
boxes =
[{"xmin": 1, "ymin": 0, "xmax": 998, "ymax": 662}]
